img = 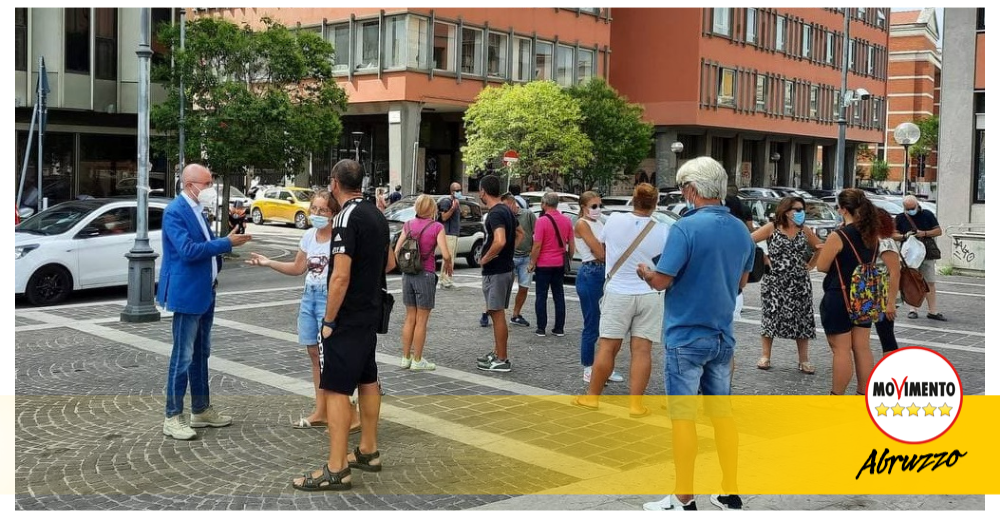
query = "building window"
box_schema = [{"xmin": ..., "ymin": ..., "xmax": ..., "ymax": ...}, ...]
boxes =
[
  {"xmin": 809, "ymin": 86, "xmax": 818, "ymax": 118},
  {"xmin": 487, "ymin": 31, "xmax": 508, "ymax": 78},
  {"xmin": 833, "ymin": 91, "xmax": 841, "ymax": 119},
  {"xmin": 776, "ymin": 16, "xmax": 786, "ymax": 52},
  {"xmin": 16, "ymin": 8, "xmax": 27, "ymax": 71},
  {"xmin": 433, "ymin": 22, "xmax": 457, "ymax": 71},
  {"xmin": 355, "ymin": 20, "xmax": 380, "ymax": 71},
  {"xmin": 330, "ymin": 24, "xmax": 350, "ymax": 74},
  {"xmin": 746, "ymin": 8, "xmax": 757, "ymax": 44},
  {"xmin": 513, "ymin": 37, "xmax": 532, "ymax": 82},
  {"xmin": 867, "ymin": 46, "xmax": 875, "ymax": 76},
  {"xmin": 755, "ymin": 74, "xmax": 767, "ymax": 111},
  {"xmin": 407, "ymin": 17, "xmax": 430, "ymax": 70},
  {"xmin": 784, "ymin": 80, "xmax": 794, "ymax": 116},
  {"xmin": 535, "ymin": 41, "xmax": 553, "ymax": 81},
  {"xmin": 555, "ymin": 45, "xmax": 574, "ymax": 87},
  {"xmin": 65, "ymin": 8, "xmax": 90, "ymax": 74},
  {"xmin": 94, "ymin": 9, "xmax": 117, "ymax": 80},
  {"xmin": 713, "ymin": 8, "xmax": 731, "ymax": 36},
  {"xmin": 461, "ymin": 27, "xmax": 483, "ymax": 76},
  {"xmin": 802, "ymin": 25, "xmax": 812, "ymax": 59},
  {"xmin": 577, "ymin": 48, "xmax": 595, "ymax": 84},
  {"xmin": 826, "ymin": 31, "xmax": 834, "ymax": 64},
  {"xmin": 974, "ymin": 130, "xmax": 985, "ymax": 202},
  {"xmin": 873, "ymin": 98, "xmax": 881, "ymax": 124},
  {"xmin": 876, "ymin": 9, "xmax": 887, "ymax": 28},
  {"xmin": 848, "ymin": 39, "xmax": 855, "ymax": 71},
  {"xmin": 150, "ymin": 8, "xmax": 173, "ymax": 67},
  {"xmin": 857, "ymin": 8, "xmax": 866, "ymax": 19},
  {"xmin": 718, "ymin": 68, "xmax": 736, "ymax": 107},
  {"xmin": 383, "ymin": 15, "xmax": 407, "ymax": 69},
  {"xmin": 977, "ymin": 8, "xmax": 985, "ymax": 31}
]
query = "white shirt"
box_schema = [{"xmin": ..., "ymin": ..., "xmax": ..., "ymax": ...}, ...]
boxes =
[
  {"xmin": 575, "ymin": 217, "xmax": 605, "ymax": 263},
  {"xmin": 299, "ymin": 228, "xmax": 331, "ymax": 288},
  {"xmin": 598, "ymin": 212, "xmax": 670, "ymax": 295},
  {"xmin": 183, "ymin": 192, "xmax": 217, "ymax": 283}
]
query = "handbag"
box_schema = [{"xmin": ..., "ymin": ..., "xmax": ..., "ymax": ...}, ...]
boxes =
[
  {"xmin": 748, "ymin": 246, "xmax": 767, "ymax": 283},
  {"xmin": 904, "ymin": 213, "xmax": 941, "ymax": 260},
  {"xmin": 543, "ymin": 213, "xmax": 572, "ymax": 274},
  {"xmin": 605, "ymin": 220, "xmax": 657, "ymax": 294},
  {"xmin": 377, "ymin": 272, "xmax": 394, "ymax": 335},
  {"xmin": 899, "ymin": 257, "xmax": 930, "ymax": 308}
]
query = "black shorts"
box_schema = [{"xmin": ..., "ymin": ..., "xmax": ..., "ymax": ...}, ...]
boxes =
[
  {"xmin": 320, "ymin": 324, "xmax": 378, "ymax": 395},
  {"xmin": 820, "ymin": 291, "xmax": 872, "ymax": 335}
]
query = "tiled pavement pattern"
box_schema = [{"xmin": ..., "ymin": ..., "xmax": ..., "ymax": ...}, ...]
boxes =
[{"xmin": 14, "ymin": 269, "xmax": 986, "ymax": 510}]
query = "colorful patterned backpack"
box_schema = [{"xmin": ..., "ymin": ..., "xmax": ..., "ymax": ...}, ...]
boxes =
[{"xmin": 834, "ymin": 230, "xmax": 887, "ymax": 325}]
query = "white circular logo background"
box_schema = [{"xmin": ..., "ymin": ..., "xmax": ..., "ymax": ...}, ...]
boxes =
[{"xmin": 865, "ymin": 347, "xmax": 963, "ymax": 444}]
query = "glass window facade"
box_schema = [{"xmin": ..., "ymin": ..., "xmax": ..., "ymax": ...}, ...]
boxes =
[
  {"xmin": 555, "ymin": 45, "xmax": 574, "ymax": 87},
  {"xmin": 434, "ymin": 22, "xmax": 456, "ymax": 71},
  {"xmin": 461, "ymin": 27, "xmax": 483, "ymax": 76},
  {"xmin": 487, "ymin": 32, "xmax": 508, "ymax": 78},
  {"xmin": 535, "ymin": 41, "xmax": 553, "ymax": 80}
]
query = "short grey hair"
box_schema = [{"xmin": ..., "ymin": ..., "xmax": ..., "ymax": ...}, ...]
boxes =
[
  {"xmin": 903, "ymin": 195, "xmax": 920, "ymax": 207},
  {"xmin": 541, "ymin": 192, "xmax": 560, "ymax": 208},
  {"xmin": 676, "ymin": 156, "xmax": 727, "ymax": 201}
]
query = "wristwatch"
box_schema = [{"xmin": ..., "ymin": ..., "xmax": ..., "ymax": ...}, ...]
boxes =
[{"xmin": 322, "ymin": 319, "xmax": 337, "ymax": 330}]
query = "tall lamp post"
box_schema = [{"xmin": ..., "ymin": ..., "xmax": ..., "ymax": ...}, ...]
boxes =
[
  {"xmin": 121, "ymin": 8, "xmax": 161, "ymax": 323},
  {"xmin": 894, "ymin": 122, "xmax": 921, "ymax": 196},
  {"xmin": 670, "ymin": 141, "xmax": 684, "ymax": 186}
]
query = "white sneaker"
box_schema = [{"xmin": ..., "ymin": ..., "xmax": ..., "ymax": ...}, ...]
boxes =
[
  {"xmin": 608, "ymin": 370, "xmax": 625, "ymax": 382},
  {"xmin": 583, "ymin": 366, "xmax": 592, "ymax": 383},
  {"xmin": 163, "ymin": 415, "xmax": 196, "ymax": 440},
  {"xmin": 643, "ymin": 495, "xmax": 697, "ymax": 511},
  {"xmin": 400, "ymin": 356, "xmax": 412, "ymax": 369},
  {"xmin": 410, "ymin": 358, "xmax": 436, "ymax": 371},
  {"xmin": 190, "ymin": 406, "xmax": 233, "ymax": 428}
]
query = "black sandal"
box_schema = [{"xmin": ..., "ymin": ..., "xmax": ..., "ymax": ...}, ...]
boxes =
[
  {"xmin": 348, "ymin": 446, "xmax": 382, "ymax": 472},
  {"xmin": 291, "ymin": 464, "xmax": 352, "ymax": 491}
]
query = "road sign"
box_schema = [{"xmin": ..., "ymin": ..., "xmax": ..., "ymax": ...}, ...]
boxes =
[{"xmin": 502, "ymin": 149, "xmax": 519, "ymax": 166}]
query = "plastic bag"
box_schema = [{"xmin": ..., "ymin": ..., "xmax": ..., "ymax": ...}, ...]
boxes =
[{"xmin": 901, "ymin": 235, "xmax": 926, "ymax": 269}]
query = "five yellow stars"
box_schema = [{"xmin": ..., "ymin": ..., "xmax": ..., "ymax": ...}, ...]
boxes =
[{"xmin": 873, "ymin": 402, "xmax": 955, "ymax": 417}]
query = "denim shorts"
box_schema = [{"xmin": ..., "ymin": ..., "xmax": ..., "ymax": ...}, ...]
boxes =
[
  {"xmin": 665, "ymin": 334, "xmax": 734, "ymax": 420},
  {"xmin": 297, "ymin": 284, "xmax": 328, "ymax": 345},
  {"xmin": 513, "ymin": 255, "xmax": 532, "ymax": 288}
]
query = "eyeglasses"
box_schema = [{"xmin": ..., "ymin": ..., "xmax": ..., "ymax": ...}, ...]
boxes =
[
  {"xmin": 310, "ymin": 205, "xmax": 333, "ymax": 214},
  {"xmin": 588, "ymin": 203, "xmax": 605, "ymax": 210}
]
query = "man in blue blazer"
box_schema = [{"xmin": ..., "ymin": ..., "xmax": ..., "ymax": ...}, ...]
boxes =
[{"xmin": 158, "ymin": 164, "xmax": 251, "ymax": 440}]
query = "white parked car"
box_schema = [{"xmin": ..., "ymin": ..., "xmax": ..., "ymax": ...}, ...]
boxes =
[{"xmin": 15, "ymin": 198, "xmax": 169, "ymax": 306}]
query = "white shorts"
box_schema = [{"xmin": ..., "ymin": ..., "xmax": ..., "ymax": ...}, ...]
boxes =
[{"xmin": 598, "ymin": 292, "xmax": 663, "ymax": 343}]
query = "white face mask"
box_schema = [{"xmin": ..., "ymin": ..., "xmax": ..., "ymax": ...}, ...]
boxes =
[
  {"xmin": 588, "ymin": 208, "xmax": 602, "ymax": 220},
  {"xmin": 197, "ymin": 186, "xmax": 218, "ymax": 208}
]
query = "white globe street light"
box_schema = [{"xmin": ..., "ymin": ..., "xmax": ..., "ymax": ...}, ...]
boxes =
[{"xmin": 894, "ymin": 122, "xmax": 921, "ymax": 196}]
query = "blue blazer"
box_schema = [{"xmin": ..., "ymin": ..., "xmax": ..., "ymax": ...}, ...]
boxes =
[{"xmin": 156, "ymin": 195, "xmax": 232, "ymax": 314}]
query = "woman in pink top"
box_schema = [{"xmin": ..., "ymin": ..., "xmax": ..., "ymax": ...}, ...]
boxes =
[
  {"xmin": 528, "ymin": 192, "xmax": 575, "ymax": 337},
  {"xmin": 393, "ymin": 194, "xmax": 453, "ymax": 370}
]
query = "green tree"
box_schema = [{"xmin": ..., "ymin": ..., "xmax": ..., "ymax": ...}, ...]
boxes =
[
  {"xmin": 869, "ymin": 158, "xmax": 890, "ymax": 183},
  {"xmin": 462, "ymin": 81, "xmax": 592, "ymax": 183},
  {"xmin": 909, "ymin": 115, "xmax": 939, "ymax": 159},
  {"xmin": 567, "ymin": 78, "xmax": 653, "ymax": 191},
  {"xmin": 151, "ymin": 17, "xmax": 347, "ymax": 224}
]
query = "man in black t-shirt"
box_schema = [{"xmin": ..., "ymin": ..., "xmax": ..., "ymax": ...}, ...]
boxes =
[
  {"xmin": 893, "ymin": 195, "xmax": 945, "ymax": 321},
  {"xmin": 293, "ymin": 160, "xmax": 393, "ymax": 492},
  {"xmin": 476, "ymin": 175, "xmax": 516, "ymax": 372}
]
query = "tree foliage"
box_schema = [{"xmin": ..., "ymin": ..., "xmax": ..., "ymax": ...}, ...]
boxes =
[
  {"xmin": 909, "ymin": 115, "xmax": 939, "ymax": 159},
  {"xmin": 567, "ymin": 78, "xmax": 653, "ymax": 191},
  {"xmin": 461, "ymin": 81, "xmax": 592, "ymax": 180},
  {"xmin": 869, "ymin": 158, "xmax": 890, "ymax": 183},
  {"xmin": 151, "ymin": 17, "xmax": 348, "ymax": 181}
]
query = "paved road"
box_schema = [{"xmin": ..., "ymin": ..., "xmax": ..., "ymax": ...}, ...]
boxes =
[{"xmin": 14, "ymin": 224, "xmax": 986, "ymax": 510}]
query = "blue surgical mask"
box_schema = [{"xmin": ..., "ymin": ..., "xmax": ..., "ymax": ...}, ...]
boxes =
[
  {"xmin": 454, "ymin": 191, "xmax": 463, "ymax": 199},
  {"xmin": 906, "ymin": 209, "xmax": 918, "ymax": 216},
  {"xmin": 309, "ymin": 215, "xmax": 330, "ymax": 229},
  {"xmin": 792, "ymin": 210, "xmax": 806, "ymax": 225}
]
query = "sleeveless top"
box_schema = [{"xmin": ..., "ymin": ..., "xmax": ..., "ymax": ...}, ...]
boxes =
[
  {"xmin": 822, "ymin": 224, "xmax": 877, "ymax": 293},
  {"xmin": 575, "ymin": 218, "xmax": 604, "ymax": 263}
]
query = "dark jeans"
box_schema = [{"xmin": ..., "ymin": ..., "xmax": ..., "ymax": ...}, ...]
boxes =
[
  {"xmin": 875, "ymin": 318, "xmax": 898, "ymax": 353},
  {"xmin": 534, "ymin": 266, "xmax": 566, "ymax": 332},
  {"xmin": 575, "ymin": 262, "xmax": 604, "ymax": 366}
]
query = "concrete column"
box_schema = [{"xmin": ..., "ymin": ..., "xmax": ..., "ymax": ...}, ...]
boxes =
[
  {"xmin": 655, "ymin": 129, "xmax": 679, "ymax": 187},
  {"xmin": 388, "ymin": 101, "xmax": 422, "ymax": 195},
  {"xmin": 821, "ymin": 145, "xmax": 835, "ymax": 189},
  {"xmin": 939, "ymin": 8, "xmax": 977, "ymax": 247},
  {"xmin": 844, "ymin": 144, "xmax": 858, "ymax": 188},
  {"xmin": 778, "ymin": 141, "xmax": 795, "ymax": 187},
  {"xmin": 728, "ymin": 135, "xmax": 743, "ymax": 188},
  {"xmin": 757, "ymin": 138, "xmax": 771, "ymax": 187},
  {"xmin": 702, "ymin": 133, "xmax": 713, "ymax": 156}
]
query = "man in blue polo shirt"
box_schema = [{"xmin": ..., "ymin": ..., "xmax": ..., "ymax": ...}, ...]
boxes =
[{"xmin": 637, "ymin": 156, "xmax": 755, "ymax": 512}]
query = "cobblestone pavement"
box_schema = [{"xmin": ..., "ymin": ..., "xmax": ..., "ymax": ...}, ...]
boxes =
[{"xmin": 14, "ymin": 226, "xmax": 987, "ymax": 510}]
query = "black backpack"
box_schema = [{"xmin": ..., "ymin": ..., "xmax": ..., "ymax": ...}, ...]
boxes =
[{"xmin": 398, "ymin": 220, "xmax": 434, "ymax": 275}]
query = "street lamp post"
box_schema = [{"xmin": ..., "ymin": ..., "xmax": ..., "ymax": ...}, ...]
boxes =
[
  {"xmin": 670, "ymin": 141, "xmax": 684, "ymax": 186},
  {"xmin": 121, "ymin": 8, "xmax": 161, "ymax": 323},
  {"xmin": 894, "ymin": 122, "xmax": 921, "ymax": 196},
  {"xmin": 834, "ymin": 10, "xmax": 850, "ymax": 191},
  {"xmin": 177, "ymin": 8, "xmax": 186, "ymax": 197}
]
